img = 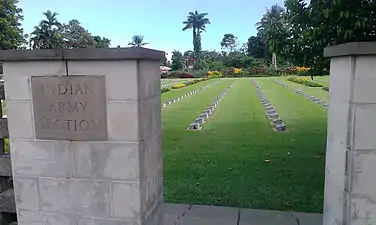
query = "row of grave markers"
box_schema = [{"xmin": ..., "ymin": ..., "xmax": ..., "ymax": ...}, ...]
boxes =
[
  {"xmin": 187, "ymin": 81, "xmax": 235, "ymax": 130},
  {"xmin": 161, "ymin": 80, "xmax": 222, "ymax": 108},
  {"xmin": 252, "ymin": 81, "xmax": 287, "ymax": 132},
  {"xmin": 272, "ymin": 80, "xmax": 329, "ymax": 110},
  {"xmin": 161, "ymin": 79, "xmax": 193, "ymax": 88}
]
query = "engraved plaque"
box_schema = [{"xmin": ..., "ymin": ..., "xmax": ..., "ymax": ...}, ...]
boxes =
[{"xmin": 31, "ymin": 76, "xmax": 107, "ymax": 141}]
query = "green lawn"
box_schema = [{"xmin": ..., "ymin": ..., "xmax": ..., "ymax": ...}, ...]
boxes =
[
  {"xmin": 161, "ymin": 79, "xmax": 217, "ymax": 103},
  {"xmin": 312, "ymin": 76, "xmax": 330, "ymax": 86},
  {"xmin": 162, "ymin": 77, "xmax": 326, "ymax": 213}
]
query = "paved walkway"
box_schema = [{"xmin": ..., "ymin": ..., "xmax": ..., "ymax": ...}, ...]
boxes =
[{"xmin": 164, "ymin": 203, "xmax": 323, "ymax": 225}]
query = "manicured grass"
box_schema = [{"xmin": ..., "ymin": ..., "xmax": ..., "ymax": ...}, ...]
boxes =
[
  {"xmin": 161, "ymin": 79, "xmax": 217, "ymax": 103},
  {"xmin": 163, "ymin": 78, "xmax": 326, "ymax": 213},
  {"xmin": 274, "ymin": 77, "xmax": 329, "ymax": 102},
  {"xmin": 312, "ymin": 76, "xmax": 330, "ymax": 86}
]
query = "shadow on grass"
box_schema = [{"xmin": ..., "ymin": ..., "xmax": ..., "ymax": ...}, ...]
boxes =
[{"xmin": 163, "ymin": 119, "xmax": 326, "ymax": 213}]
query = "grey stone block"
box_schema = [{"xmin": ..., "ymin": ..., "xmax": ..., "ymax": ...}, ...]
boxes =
[
  {"xmin": 204, "ymin": 109, "xmax": 212, "ymax": 115},
  {"xmin": 199, "ymin": 113, "xmax": 209, "ymax": 119},
  {"xmin": 164, "ymin": 214, "xmax": 178, "ymax": 225},
  {"xmin": 0, "ymin": 188, "xmax": 16, "ymax": 213},
  {"xmin": 39, "ymin": 178, "xmax": 111, "ymax": 217},
  {"xmin": 265, "ymin": 106, "xmax": 274, "ymax": 111},
  {"xmin": 163, "ymin": 203, "xmax": 190, "ymax": 216},
  {"xmin": 267, "ymin": 113, "xmax": 279, "ymax": 119},
  {"xmin": 267, "ymin": 109, "xmax": 276, "ymax": 114},
  {"xmin": 181, "ymin": 205, "xmax": 239, "ymax": 225},
  {"xmin": 75, "ymin": 216, "xmax": 140, "ymax": 225},
  {"xmin": 194, "ymin": 118, "xmax": 206, "ymax": 124},
  {"xmin": 271, "ymin": 118, "xmax": 283, "ymax": 125},
  {"xmin": 275, "ymin": 123, "xmax": 287, "ymax": 132},
  {"xmin": 239, "ymin": 208, "xmax": 296, "ymax": 225},
  {"xmin": 73, "ymin": 142, "xmax": 139, "ymax": 181},
  {"xmin": 13, "ymin": 177, "xmax": 38, "ymax": 211},
  {"xmin": 18, "ymin": 210, "xmax": 74, "ymax": 225},
  {"xmin": 291, "ymin": 212, "xmax": 323, "ymax": 225},
  {"xmin": 11, "ymin": 140, "xmax": 73, "ymax": 178},
  {"xmin": 188, "ymin": 123, "xmax": 201, "ymax": 130}
]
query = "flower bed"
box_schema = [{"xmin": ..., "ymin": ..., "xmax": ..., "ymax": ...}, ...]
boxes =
[
  {"xmin": 171, "ymin": 83, "xmax": 187, "ymax": 89},
  {"xmin": 205, "ymin": 66, "xmax": 312, "ymax": 77}
]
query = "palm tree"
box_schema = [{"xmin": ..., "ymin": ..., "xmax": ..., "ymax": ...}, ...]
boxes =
[
  {"xmin": 182, "ymin": 10, "xmax": 210, "ymax": 69},
  {"xmin": 41, "ymin": 10, "xmax": 61, "ymax": 31},
  {"xmin": 128, "ymin": 35, "xmax": 149, "ymax": 47},
  {"xmin": 29, "ymin": 10, "xmax": 62, "ymax": 49},
  {"xmin": 256, "ymin": 5, "xmax": 285, "ymax": 69}
]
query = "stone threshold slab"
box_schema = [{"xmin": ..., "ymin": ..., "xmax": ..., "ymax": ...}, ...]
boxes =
[{"xmin": 163, "ymin": 203, "xmax": 323, "ymax": 225}]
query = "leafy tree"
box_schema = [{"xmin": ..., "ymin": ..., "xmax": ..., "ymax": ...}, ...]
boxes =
[
  {"xmin": 161, "ymin": 53, "xmax": 168, "ymax": 66},
  {"xmin": 171, "ymin": 50, "xmax": 183, "ymax": 71},
  {"xmin": 182, "ymin": 10, "xmax": 210, "ymax": 68},
  {"xmin": 220, "ymin": 34, "xmax": 238, "ymax": 52},
  {"xmin": 93, "ymin": 36, "xmax": 111, "ymax": 48},
  {"xmin": 247, "ymin": 36, "xmax": 268, "ymax": 59},
  {"xmin": 61, "ymin": 20, "xmax": 96, "ymax": 48},
  {"xmin": 30, "ymin": 10, "xmax": 63, "ymax": 49},
  {"xmin": 284, "ymin": 0, "xmax": 376, "ymax": 76},
  {"xmin": 256, "ymin": 5, "xmax": 286, "ymax": 69},
  {"xmin": 128, "ymin": 35, "xmax": 149, "ymax": 47},
  {"xmin": 183, "ymin": 50, "xmax": 195, "ymax": 68},
  {"xmin": 0, "ymin": 0, "xmax": 27, "ymax": 49}
]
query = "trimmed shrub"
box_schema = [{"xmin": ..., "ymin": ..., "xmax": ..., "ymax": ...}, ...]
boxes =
[
  {"xmin": 304, "ymin": 81, "xmax": 323, "ymax": 87},
  {"xmin": 161, "ymin": 88, "xmax": 170, "ymax": 93},
  {"xmin": 322, "ymin": 86, "xmax": 329, "ymax": 92},
  {"xmin": 287, "ymin": 76, "xmax": 323, "ymax": 87},
  {"xmin": 168, "ymin": 71, "xmax": 195, "ymax": 78}
]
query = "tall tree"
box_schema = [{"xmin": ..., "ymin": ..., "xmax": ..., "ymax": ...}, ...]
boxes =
[
  {"xmin": 220, "ymin": 34, "xmax": 238, "ymax": 52},
  {"xmin": 29, "ymin": 10, "xmax": 62, "ymax": 49},
  {"xmin": 183, "ymin": 50, "xmax": 195, "ymax": 68},
  {"xmin": 182, "ymin": 10, "xmax": 210, "ymax": 69},
  {"xmin": 0, "ymin": 0, "xmax": 27, "ymax": 49},
  {"xmin": 171, "ymin": 50, "xmax": 183, "ymax": 71},
  {"xmin": 247, "ymin": 36, "xmax": 268, "ymax": 59},
  {"xmin": 61, "ymin": 20, "xmax": 96, "ymax": 48},
  {"xmin": 128, "ymin": 35, "xmax": 149, "ymax": 47},
  {"xmin": 284, "ymin": 0, "xmax": 376, "ymax": 75},
  {"xmin": 93, "ymin": 36, "xmax": 111, "ymax": 48},
  {"xmin": 256, "ymin": 5, "xmax": 286, "ymax": 69}
]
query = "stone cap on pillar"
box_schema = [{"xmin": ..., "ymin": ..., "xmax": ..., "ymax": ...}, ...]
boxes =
[
  {"xmin": 324, "ymin": 42, "xmax": 376, "ymax": 58},
  {"xmin": 0, "ymin": 47, "xmax": 165, "ymax": 61}
]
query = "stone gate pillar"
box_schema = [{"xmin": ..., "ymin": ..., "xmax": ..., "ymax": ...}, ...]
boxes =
[
  {"xmin": 0, "ymin": 48, "xmax": 164, "ymax": 225},
  {"xmin": 324, "ymin": 42, "xmax": 376, "ymax": 225}
]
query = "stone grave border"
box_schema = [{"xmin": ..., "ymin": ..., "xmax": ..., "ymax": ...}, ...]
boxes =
[
  {"xmin": 161, "ymin": 80, "xmax": 222, "ymax": 108},
  {"xmin": 272, "ymin": 80, "xmax": 328, "ymax": 110},
  {"xmin": 187, "ymin": 81, "xmax": 235, "ymax": 130},
  {"xmin": 252, "ymin": 80, "xmax": 288, "ymax": 132}
]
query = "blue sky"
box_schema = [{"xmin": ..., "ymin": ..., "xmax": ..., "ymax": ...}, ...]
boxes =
[{"xmin": 19, "ymin": 0, "xmax": 284, "ymax": 58}]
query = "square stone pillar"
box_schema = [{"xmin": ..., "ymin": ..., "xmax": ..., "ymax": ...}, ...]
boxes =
[
  {"xmin": 0, "ymin": 48, "xmax": 164, "ymax": 225},
  {"xmin": 323, "ymin": 42, "xmax": 376, "ymax": 225}
]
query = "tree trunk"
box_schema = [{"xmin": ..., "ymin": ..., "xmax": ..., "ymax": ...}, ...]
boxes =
[{"xmin": 272, "ymin": 52, "xmax": 277, "ymax": 69}]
